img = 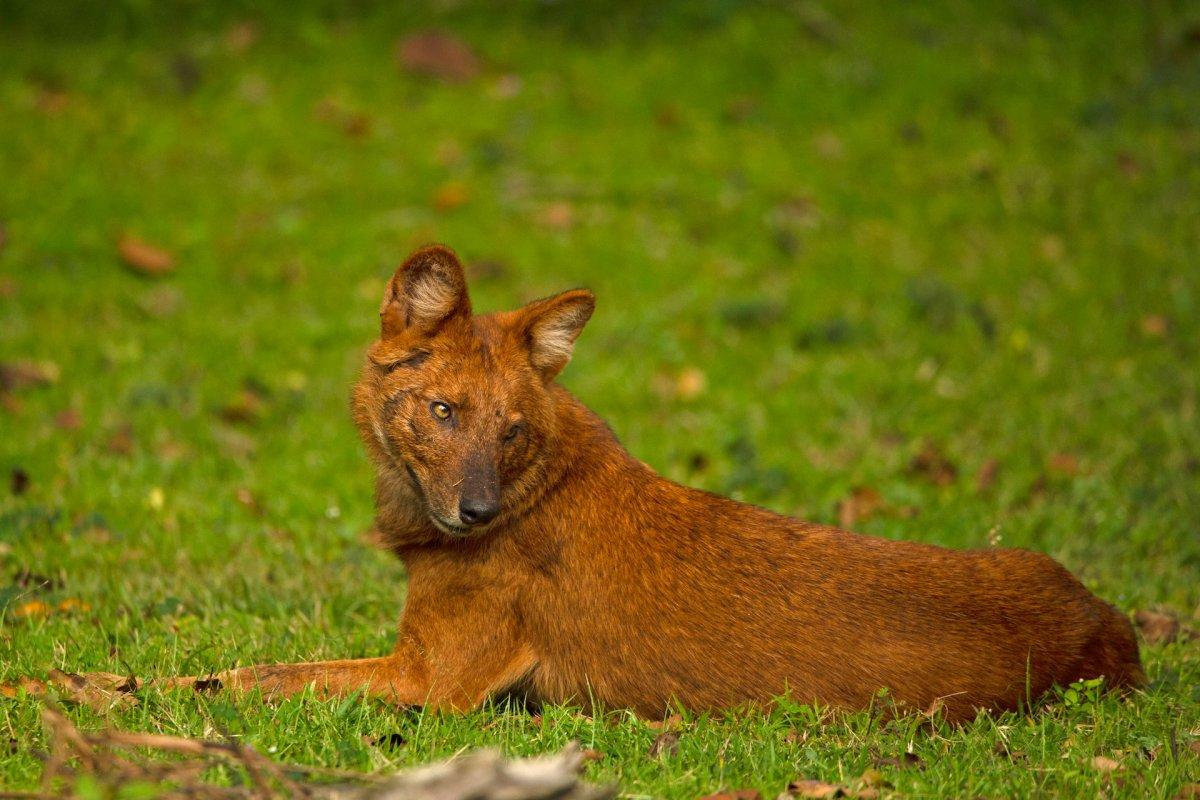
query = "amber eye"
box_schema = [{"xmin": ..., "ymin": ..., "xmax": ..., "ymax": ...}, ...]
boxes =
[{"xmin": 430, "ymin": 401, "xmax": 452, "ymax": 421}]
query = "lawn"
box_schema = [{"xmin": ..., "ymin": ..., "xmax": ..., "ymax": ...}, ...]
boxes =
[{"xmin": 2, "ymin": 1, "xmax": 1199, "ymax": 796}]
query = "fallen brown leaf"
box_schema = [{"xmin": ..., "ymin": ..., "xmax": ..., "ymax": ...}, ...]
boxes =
[
  {"xmin": 433, "ymin": 181, "xmax": 470, "ymax": 212},
  {"xmin": 57, "ymin": 598, "xmax": 92, "ymax": 614},
  {"xmin": 0, "ymin": 359, "xmax": 60, "ymax": 391},
  {"xmin": 1047, "ymin": 452, "xmax": 1079, "ymax": 477},
  {"xmin": 55, "ymin": 408, "xmax": 82, "ymax": 430},
  {"xmin": 676, "ymin": 367, "xmax": 706, "ymax": 401},
  {"xmin": 225, "ymin": 20, "xmax": 258, "ymax": 53},
  {"xmin": 786, "ymin": 778, "xmax": 845, "ymax": 798},
  {"xmin": 1091, "ymin": 755, "xmax": 1121, "ymax": 773},
  {"xmin": 697, "ymin": 790, "xmax": 761, "ymax": 800},
  {"xmin": 976, "ymin": 458, "xmax": 1000, "ymax": 492},
  {"xmin": 1134, "ymin": 609, "xmax": 1181, "ymax": 645},
  {"xmin": 11, "ymin": 599, "xmax": 51, "ymax": 618},
  {"xmin": 219, "ymin": 385, "xmax": 268, "ymax": 425},
  {"xmin": 909, "ymin": 442, "xmax": 957, "ymax": 487},
  {"xmin": 648, "ymin": 730, "xmax": 680, "ymax": 758},
  {"xmin": 235, "ymin": 486, "xmax": 262, "ymax": 515},
  {"xmin": 118, "ymin": 234, "xmax": 176, "ymax": 277},
  {"xmin": 1140, "ymin": 315, "xmax": 1169, "ymax": 338},
  {"xmin": 14, "ymin": 568, "xmax": 62, "ymax": 590},
  {"xmin": 838, "ymin": 486, "xmax": 884, "ymax": 529},
  {"xmin": 107, "ymin": 424, "xmax": 135, "ymax": 455},
  {"xmin": 397, "ymin": 31, "xmax": 481, "ymax": 82},
  {"xmin": 10, "ymin": 467, "xmax": 29, "ymax": 495},
  {"xmin": 0, "ymin": 676, "xmax": 47, "ymax": 698},
  {"xmin": 1116, "ymin": 151, "xmax": 1142, "ymax": 178},
  {"xmin": 580, "ymin": 748, "xmax": 605, "ymax": 763},
  {"xmin": 537, "ymin": 200, "xmax": 576, "ymax": 231},
  {"xmin": 645, "ymin": 712, "xmax": 683, "ymax": 731},
  {"xmin": 783, "ymin": 729, "xmax": 806, "ymax": 745},
  {"xmin": 857, "ymin": 768, "xmax": 888, "ymax": 789},
  {"xmin": 1176, "ymin": 784, "xmax": 1200, "ymax": 799},
  {"xmin": 874, "ymin": 752, "xmax": 922, "ymax": 769}
]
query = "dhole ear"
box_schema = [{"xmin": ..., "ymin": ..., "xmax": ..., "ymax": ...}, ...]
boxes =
[
  {"xmin": 516, "ymin": 289, "xmax": 595, "ymax": 381},
  {"xmin": 380, "ymin": 245, "xmax": 471, "ymax": 339}
]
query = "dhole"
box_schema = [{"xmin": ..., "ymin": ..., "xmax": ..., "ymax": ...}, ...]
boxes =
[{"xmin": 162, "ymin": 245, "xmax": 1142, "ymax": 722}]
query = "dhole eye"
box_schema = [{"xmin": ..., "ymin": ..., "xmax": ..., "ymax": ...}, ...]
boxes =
[
  {"xmin": 430, "ymin": 401, "xmax": 452, "ymax": 421},
  {"xmin": 504, "ymin": 422, "xmax": 523, "ymax": 442}
]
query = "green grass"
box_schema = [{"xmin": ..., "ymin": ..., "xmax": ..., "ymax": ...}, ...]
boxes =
[{"xmin": 2, "ymin": 1, "xmax": 1199, "ymax": 796}]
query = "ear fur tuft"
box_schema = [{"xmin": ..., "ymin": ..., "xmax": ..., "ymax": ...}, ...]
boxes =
[
  {"xmin": 380, "ymin": 245, "xmax": 470, "ymax": 339},
  {"xmin": 519, "ymin": 289, "xmax": 595, "ymax": 380}
]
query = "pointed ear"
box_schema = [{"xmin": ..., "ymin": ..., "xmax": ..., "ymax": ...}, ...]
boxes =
[
  {"xmin": 380, "ymin": 245, "xmax": 470, "ymax": 340},
  {"xmin": 515, "ymin": 289, "xmax": 595, "ymax": 381}
]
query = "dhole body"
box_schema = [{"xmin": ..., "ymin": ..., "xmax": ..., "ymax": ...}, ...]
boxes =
[{"xmin": 168, "ymin": 245, "xmax": 1142, "ymax": 722}]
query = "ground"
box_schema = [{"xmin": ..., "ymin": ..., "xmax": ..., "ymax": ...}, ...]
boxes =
[{"xmin": 1, "ymin": 1, "xmax": 1199, "ymax": 797}]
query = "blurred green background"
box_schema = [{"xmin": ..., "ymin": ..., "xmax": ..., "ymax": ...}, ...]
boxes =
[{"xmin": 1, "ymin": 1, "xmax": 1198, "ymax": 796}]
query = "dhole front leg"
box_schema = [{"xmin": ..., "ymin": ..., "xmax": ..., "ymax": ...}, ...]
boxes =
[{"xmin": 159, "ymin": 654, "xmax": 431, "ymax": 705}]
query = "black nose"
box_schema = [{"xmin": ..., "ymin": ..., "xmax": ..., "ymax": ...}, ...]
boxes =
[{"xmin": 459, "ymin": 498, "xmax": 499, "ymax": 526}]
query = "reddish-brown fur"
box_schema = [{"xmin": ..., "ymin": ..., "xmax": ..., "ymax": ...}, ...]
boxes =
[{"xmin": 160, "ymin": 245, "xmax": 1142, "ymax": 722}]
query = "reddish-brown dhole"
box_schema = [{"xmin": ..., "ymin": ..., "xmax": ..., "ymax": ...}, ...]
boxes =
[{"xmin": 162, "ymin": 245, "xmax": 1142, "ymax": 722}]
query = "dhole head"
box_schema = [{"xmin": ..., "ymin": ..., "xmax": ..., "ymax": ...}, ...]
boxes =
[{"xmin": 352, "ymin": 245, "xmax": 594, "ymax": 537}]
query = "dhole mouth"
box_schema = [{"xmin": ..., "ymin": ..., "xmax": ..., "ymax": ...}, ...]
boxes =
[{"xmin": 404, "ymin": 462, "xmax": 492, "ymax": 538}]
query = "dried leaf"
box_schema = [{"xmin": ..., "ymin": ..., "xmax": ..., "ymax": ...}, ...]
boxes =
[
  {"xmin": 976, "ymin": 458, "xmax": 1000, "ymax": 492},
  {"xmin": 225, "ymin": 21, "xmax": 258, "ymax": 53},
  {"xmin": 1176, "ymin": 784, "xmax": 1200, "ymax": 799},
  {"xmin": 874, "ymin": 752, "xmax": 922, "ymax": 769},
  {"xmin": 11, "ymin": 600, "xmax": 51, "ymax": 618},
  {"xmin": 118, "ymin": 234, "xmax": 176, "ymax": 277},
  {"xmin": 786, "ymin": 778, "xmax": 845, "ymax": 798},
  {"xmin": 1140, "ymin": 315, "xmax": 1169, "ymax": 338},
  {"xmin": 580, "ymin": 748, "xmax": 604, "ymax": 763},
  {"xmin": 433, "ymin": 181, "xmax": 470, "ymax": 212},
  {"xmin": 218, "ymin": 386, "xmax": 267, "ymax": 424},
  {"xmin": 838, "ymin": 486, "xmax": 884, "ymax": 529},
  {"xmin": 783, "ymin": 729, "xmax": 806, "ymax": 745},
  {"xmin": 0, "ymin": 676, "xmax": 47, "ymax": 698},
  {"xmin": 55, "ymin": 408, "xmax": 82, "ymax": 430},
  {"xmin": 698, "ymin": 791, "xmax": 761, "ymax": 800},
  {"xmin": 645, "ymin": 713, "xmax": 683, "ymax": 731},
  {"xmin": 15, "ymin": 568, "xmax": 63, "ymax": 590},
  {"xmin": 1091, "ymin": 755, "xmax": 1121, "ymax": 773},
  {"xmin": 367, "ymin": 732, "xmax": 407, "ymax": 749},
  {"xmin": 676, "ymin": 368, "xmax": 706, "ymax": 401},
  {"xmin": 648, "ymin": 731, "xmax": 680, "ymax": 758},
  {"xmin": 909, "ymin": 442, "xmax": 957, "ymax": 487},
  {"xmin": 235, "ymin": 486, "xmax": 262, "ymax": 515},
  {"xmin": 467, "ymin": 259, "xmax": 509, "ymax": 282},
  {"xmin": 857, "ymin": 769, "xmax": 887, "ymax": 788},
  {"xmin": 0, "ymin": 359, "xmax": 60, "ymax": 391},
  {"xmin": 537, "ymin": 200, "xmax": 576, "ymax": 231},
  {"xmin": 1134, "ymin": 609, "xmax": 1180, "ymax": 645},
  {"xmin": 107, "ymin": 424, "xmax": 135, "ymax": 455},
  {"xmin": 1047, "ymin": 452, "xmax": 1079, "ymax": 477},
  {"xmin": 397, "ymin": 31, "xmax": 481, "ymax": 82},
  {"xmin": 10, "ymin": 467, "xmax": 29, "ymax": 495},
  {"xmin": 1116, "ymin": 151, "xmax": 1142, "ymax": 179},
  {"xmin": 57, "ymin": 598, "xmax": 91, "ymax": 614}
]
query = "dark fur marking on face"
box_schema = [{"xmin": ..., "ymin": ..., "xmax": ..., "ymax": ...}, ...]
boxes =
[
  {"xmin": 404, "ymin": 463, "xmax": 426, "ymax": 502},
  {"xmin": 391, "ymin": 351, "xmax": 430, "ymax": 371},
  {"xmin": 381, "ymin": 392, "xmax": 405, "ymax": 423}
]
